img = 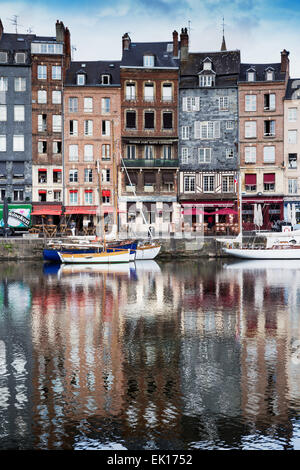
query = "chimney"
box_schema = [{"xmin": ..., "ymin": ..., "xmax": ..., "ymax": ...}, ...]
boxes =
[
  {"xmin": 180, "ymin": 27, "xmax": 189, "ymax": 61},
  {"xmin": 281, "ymin": 49, "xmax": 290, "ymax": 74},
  {"xmin": 173, "ymin": 30, "xmax": 178, "ymax": 57},
  {"xmin": 0, "ymin": 19, "xmax": 3, "ymax": 41},
  {"xmin": 64, "ymin": 27, "xmax": 71, "ymax": 68},
  {"xmin": 56, "ymin": 20, "xmax": 65, "ymax": 43},
  {"xmin": 122, "ymin": 33, "xmax": 131, "ymax": 51}
]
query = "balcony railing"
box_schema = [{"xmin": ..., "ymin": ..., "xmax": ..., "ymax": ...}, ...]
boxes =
[{"xmin": 122, "ymin": 158, "xmax": 179, "ymax": 168}]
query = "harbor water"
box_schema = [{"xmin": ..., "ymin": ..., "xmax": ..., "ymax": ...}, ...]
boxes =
[{"xmin": 0, "ymin": 259, "xmax": 299, "ymax": 450}]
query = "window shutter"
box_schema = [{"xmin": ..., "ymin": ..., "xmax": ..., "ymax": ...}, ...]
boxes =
[
  {"xmin": 194, "ymin": 121, "xmax": 201, "ymax": 139},
  {"xmin": 214, "ymin": 121, "xmax": 220, "ymax": 138},
  {"xmin": 182, "ymin": 97, "xmax": 188, "ymax": 111},
  {"xmin": 194, "ymin": 97, "xmax": 200, "ymax": 111}
]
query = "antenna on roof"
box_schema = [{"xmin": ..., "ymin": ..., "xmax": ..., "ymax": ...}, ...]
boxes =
[
  {"xmin": 8, "ymin": 15, "xmax": 23, "ymax": 34},
  {"xmin": 26, "ymin": 26, "xmax": 34, "ymax": 34},
  {"xmin": 221, "ymin": 16, "xmax": 227, "ymax": 51},
  {"xmin": 71, "ymin": 45, "xmax": 77, "ymax": 60},
  {"xmin": 188, "ymin": 20, "xmax": 194, "ymax": 45}
]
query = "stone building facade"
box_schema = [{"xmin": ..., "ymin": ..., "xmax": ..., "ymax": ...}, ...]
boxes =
[
  {"xmin": 178, "ymin": 31, "xmax": 240, "ymax": 232},
  {"xmin": 118, "ymin": 31, "xmax": 181, "ymax": 237},
  {"xmin": 0, "ymin": 20, "xmax": 32, "ymax": 204},
  {"xmin": 238, "ymin": 51, "xmax": 289, "ymax": 230},
  {"xmin": 64, "ymin": 60, "xmax": 121, "ymax": 232}
]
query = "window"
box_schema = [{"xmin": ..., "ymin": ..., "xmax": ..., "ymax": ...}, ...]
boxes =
[
  {"xmin": 184, "ymin": 176, "xmax": 195, "ymax": 192},
  {"xmin": 69, "ymin": 190, "xmax": 78, "ymax": 204},
  {"xmin": 0, "ymin": 77, "xmax": 8, "ymax": 91},
  {"xmin": 84, "ymin": 97, "xmax": 93, "ymax": 112},
  {"xmin": 102, "ymin": 120, "xmax": 110, "ymax": 136},
  {"xmin": 15, "ymin": 53, "xmax": 25, "ymax": 64},
  {"xmin": 102, "ymin": 144, "xmax": 111, "ymax": 159},
  {"xmin": 245, "ymin": 146, "xmax": 256, "ymax": 163},
  {"xmin": 288, "ymin": 153, "xmax": 297, "ymax": 169},
  {"xmin": 247, "ymin": 71, "xmax": 255, "ymax": 82},
  {"xmin": 101, "ymin": 98, "xmax": 110, "ymax": 114},
  {"xmin": 13, "ymin": 135, "xmax": 24, "ymax": 151},
  {"xmin": 0, "ymin": 190, "xmax": 6, "ymax": 200},
  {"xmin": 69, "ymin": 169, "xmax": 78, "ymax": 183},
  {"xmin": 288, "ymin": 130, "xmax": 297, "ymax": 144},
  {"xmin": 102, "ymin": 169, "xmax": 110, "ymax": 183},
  {"xmin": 288, "ymin": 178, "xmax": 298, "ymax": 194},
  {"xmin": 0, "ymin": 105, "xmax": 7, "ymax": 121},
  {"xmin": 0, "ymin": 135, "xmax": 6, "ymax": 152},
  {"xmin": 245, "ymin": 121, "xmax": 256, "ymax": 138},
  {"xmin": 264, "ymin": 120, "xmax": 275, "ymax": 137},
  {"xmin": 126, "ymin": 111, "xmax": 136, "ymax": 129},
  {"xmin": 69, "ymin": 144, "xmax": 78, "ymax": 161},
  {"xmin": 264, "ymin": 93, "xmax": 276, "ymax": 111},
  {"xmin": 38, "ymin": 141, "xmax": 47, "ymax": 154},
  {"xmin": 31, "ymin": 43, "xmax": 63, "ymax": 54},
  {"xmin": 69, "ymin": 97, "xmax": 78, "ymax": 112},
  {"xmin": 144, "ymin": 111, "xmax": 155, "ymax": 129},
  {"xmin": 126, "ymin": 82, "xmax": 136, "ymax": 100},
  {"xmin": 162, "ymin": 83, "xmax": 172, "ymax": 102},
  {"xmin": 226, "ymin": 148, "xmax": 234, "ymax": 159},
  {"xmin": 199, "ymin": 75, "xmax": 214, "ymax": 87},
  {"xmin": 226, "ymin": 121, "xmax": 234, "ymax": 130},
  {"xmin": 182, "ymin": 126, "xmax": 189, "ymax": 140},
  {"xmin": 52, "ymin": 115, "xmax": 62, "ymax": 132},
  {"xmin": 264, "ymin": 174, "xmax": 275, "ymax": 191},
  {"xmin": 52, "ymin": 66, "xmax": 61, "ymax": 80},
  {"xmin": 266, "ymin": 70, "xmax": 274, "ymax": 81},
  {"xmin": 203, "ymin": 60, "xmax": 212, "ymax": 70},
  {"xmin": 38, "ymin": 114, "xmax": 47, "ymax": 132},
  {"xmin": 195, "ymin": 121, "xmax": 220, "ymax": 139},
  {"xmin": 52, "ymin": 90, "xmax": 61, "ymax": 104},
  {"xmin": 245, "ymin": 95, "xmax": 256, "ymax": 111},
  {"xmin": 126, "ymin": 145, "xmax": 136, "ymax": 160},
  {"xmin": 84, "ymin": 144, "xmax": 93, "ymax": 161},
  {"xmin": 263, "ymin": 146, "xmax": 275, "ymax": 163},
  {"xmin": 84, "ymin": 120, "xmax": 93, "ymax": 136},
  {"xmin": 101, "ymin": 74, "xmax": 110, "ymax": 85},
  {"xmin": 53, "ymin": 141, "xmax": 62, "ymax": 154},
  {"xmin": 14, "ymin": 77, "xmax": 26, "ymax": 92},
  {"xmin": 38, "ymin": 90, "xmax": 47, "ymax": 104},
  {"xmin": 245, "ymin": 174, "xmax": 257, "ymax": 191},
  {"xmin": 53, "ymin": 191, "xmax": 61, "ymax": 201},
  {"xmin": 203, "ymin": 175, "xmax": 214, "ymax": 192},
  {"xmin": 38, "ymin": 170, "xmax": 47, "ymax": 183},
  {"xmin": 84, "ymin": 191, "xmax": 93, "ymax": 204},
  {"xmin": 198, "ymin": 148, "xmax": 211, "ymax": 163},
  {"xmin": 102, "ymin": 195, "xmax": 110, "ymax": 204},
  {"xmin": 0, "ymin": 52, "xmax": 7, "ymax": 63},
  {"xmin": 69, "ymin": 120, "xmax": 78, "ymax": 136},
  {"xmin": 288, "ymin": 108, "xmax": 297, "ymax": 122},
  {"xmin": 77, "ymin": 74, "xmax": 85, "ymax": 85},
  {"xmin": 13, "ymin": 163, "xmax": 24, "ymax": 179},
  {"xmin": 144, "ymin": 145, "xmax": 154, "ymax": 159},
  {"xmin": 37, "ymin": 65, "xmax": 47, "ymax": 80},
  {"xmin": 163, "ymin": 145, "xmax": 172, "ymax": 160},
  {"xmin": 183, "ymin": 96, "xmax": 201, "ymax": 112},
  {"xmin": 53, "ymin": 169, "xmax": 62, "ymax": 183},
  {"xmin": 14, "ymin": 105, "xmax": 25, "ymax": 122},
  {"xmin": 38, "ymin": 190, "xmax": 46, "ymax": 202},
  {"xmin": 143, "ymin": 55, "xmax": 154, "ymax": 67},
  {"xmin": 162, "ymin": 112, "xmax": 173, "ymax": 129},
  {"xmin": 14, "ymin": 190, "xmax": 24, "ymax": 202},
  {"xmin": 219, "ymin": 96, "xmax": 229, "ymax": 110},
  {"xmin": 181, "ymin": 147, "xmax": 188, "ymax": 164},
  {"xmin": 144, "ymin": 83, "xmax": 154, "ymax": 101},
  {"xmin": 84, "ymin": 168, "xmax": 93, "ymax": 183},
  {"xmin": 222, "ymin": 176, "xmax": 234, "ymax": 193}
]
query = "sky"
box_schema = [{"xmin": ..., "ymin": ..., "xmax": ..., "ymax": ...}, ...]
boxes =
[{"xmin": 1, "ymin": 0, "xmax": 300, "ymax": 76}]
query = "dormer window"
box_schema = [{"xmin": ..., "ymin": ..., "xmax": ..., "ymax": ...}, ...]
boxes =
[
  {"xmin": 143, "ymin": 55, "xmax": 154, "ymax": 67},
  {"xmin": 199, "ymin": 75, "xmax": 214, "ymax": 87},
  {"xmin": 247, "ymin": 70, "xmax": 256, "ymax": 82},
  {"xmin": 0, "ymin": 52, "xmax": 8, "ymax": 63},
  {"xmin": 15, "ymin": 52, "xmax": 26, "ymax": 64},
  {"xmin": 101, "ymin": 74, "xmax": 111, "ymax": 85},
  {"xmin": 77, "ymin": 74, "xmax": 86, "ymax": 85},
  {"xmin": 266, "ymin": 69, "xmax": 274, "ymax": 81},
  {"xmin": 203, "ymin": 58, "xmax": 212, "ymax": 70}
]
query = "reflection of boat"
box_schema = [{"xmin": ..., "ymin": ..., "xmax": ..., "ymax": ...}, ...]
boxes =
[
  {"xmin": 134, "ymin": 260, "xmax": 161, "ymax": 273},
  {"xmin": 225, "ymin": 259, "xmax": 300, "ymax": 270},
  {"xmin": 135, "ymin": 243, "xmax": 161, "ymax": 260},
  {"xmin": 58, "ymin": 249, "xmax": 130, "ymax": 264},
  {"xmin": 60, "ymin": 262, "xmax": 131, "ymax": 275}
]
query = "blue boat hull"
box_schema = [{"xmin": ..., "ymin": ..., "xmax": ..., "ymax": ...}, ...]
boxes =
[{"xmin": 43, "ymin": 243, "xmax": 137, "ymax": 263}]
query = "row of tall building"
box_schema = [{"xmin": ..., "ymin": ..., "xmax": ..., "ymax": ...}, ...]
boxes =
[{"xmin": 1, "ymin": 19, "xmax": 300, "ymax": 233}]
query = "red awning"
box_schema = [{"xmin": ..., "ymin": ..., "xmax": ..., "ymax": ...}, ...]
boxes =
[
  {"xmin": 182, "ymin": 207, "xmax": 238, "ymax": 215},
  {"xmin": 38, "ymin": 168, "xmax": 47, "ymax": 172},
  {"xmin": 38, "ymin": 190, "xmax": 47, "ymax": 194},
  {"xmin": 245, "ymin": 174, "xmax": 257, "ymax": 184},
  {"xmin": 264, "ymin": 173, "xmax": 275, "ymax": 183},
  {"xmin": 102, "ymin": 190, "xmax": 111, "ymax": 197},
  {"xmin": 65, "ymin": 206, "xmax": 98, "ymax": 215},
  {"xmin": 181, "ymin": 201, "xmax": 235, "ymax": 207},
  {"xmin": 32, "ymin": 204, "xmax": 62, "ymax": 216}
]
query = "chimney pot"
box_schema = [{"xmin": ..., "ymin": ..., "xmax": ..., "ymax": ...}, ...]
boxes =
[
  {"xmin": 122, "ymin": 33, "xmax": 131, "ymax": 51},
  {"xmin": 173, "ymin": 30, "xmax": 178, "ymax": 57}
]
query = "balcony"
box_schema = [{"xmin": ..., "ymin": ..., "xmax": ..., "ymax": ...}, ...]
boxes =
[{"xmin": 122, "ymin": 158, "xmax": 179, "ymax": 168}]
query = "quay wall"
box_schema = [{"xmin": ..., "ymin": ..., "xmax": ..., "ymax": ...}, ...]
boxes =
[{"xmin": 0, "ymin": 235, "xmax": 264, "ymax": 260}]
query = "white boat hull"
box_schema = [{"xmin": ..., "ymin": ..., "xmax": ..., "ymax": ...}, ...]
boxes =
[
  {"xmin": 135, "ymin": 245, "xmax": 161, "ymax": 260},
  {"xmin": 58, "ymin": 249, "xmax": 130, "ymax": 264},
  {"xmin": 224, "ymin": 247, "xmax": 300, "ymax": 259}
]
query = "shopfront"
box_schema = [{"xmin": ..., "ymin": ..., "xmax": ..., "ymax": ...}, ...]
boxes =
[{"xmin": 242, "ymin": 196, "xmax": 283, "ymax": 231}]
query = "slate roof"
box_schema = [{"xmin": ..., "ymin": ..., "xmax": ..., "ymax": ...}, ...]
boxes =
[
  {"xmin": 121, "ymin": 41, "xmax": 180, "ymax": 68},
  {"xmin": 180, "ymin": 50, "xmax": 240, "ymax": 88},
  {"xmin": 65, "ymin": 61, "xmax": 121, "ymax": 86},
  {"xmin": 239, "ymin": 62, "xmax": 285, "ymax": 82},
  {"xmin": 285, "ymin": 78, "xmax": 300, "ymax": 100}
]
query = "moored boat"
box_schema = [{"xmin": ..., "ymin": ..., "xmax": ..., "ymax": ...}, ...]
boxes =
[
  {"xmin": 135, "ymin": 243, "xmax": 161, "ymax": 260},
  {"xmin": 223, "ymin": 244, "xmax": 300, "ymax": 259},
  {"xmin": 58, "ymin": 249, "xmax": 131, "ymax": 264}
]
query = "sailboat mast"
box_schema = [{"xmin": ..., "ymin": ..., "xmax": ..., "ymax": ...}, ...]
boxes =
[
  {"xmin": 112, "ymin": 119, "xmax": 118, "ymax": 230},
  {"xmin": 96, "ymin": 159, "xmax": 106, "ymax": 250}
]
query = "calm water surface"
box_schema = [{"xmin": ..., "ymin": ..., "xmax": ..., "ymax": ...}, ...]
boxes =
[{"xmin": 0, "ymin": 258, "xmax": 299, "ymax": 450}]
